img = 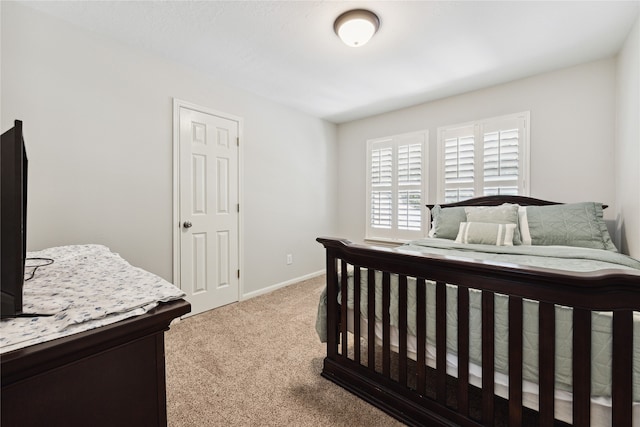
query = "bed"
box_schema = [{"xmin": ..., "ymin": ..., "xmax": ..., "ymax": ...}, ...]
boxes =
[{"xmin": 316, "ymin": 195, "xmax": 640, "ymax": 427}]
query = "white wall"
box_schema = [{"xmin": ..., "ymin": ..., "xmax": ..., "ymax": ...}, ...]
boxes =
[
  {"xmin": 1, "ymin": 2, "xmax": 338, "ymax": 296},
  {"xmin": 615, "ymin": 15, "xmax": 640, "ymax": 258},
  {"xmin": 337, "ymin": 59, "xmax": 618, "ymax": 246}
]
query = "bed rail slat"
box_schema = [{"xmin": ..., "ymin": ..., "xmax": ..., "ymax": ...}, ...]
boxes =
[
  {"xmin": 416, "ymin": 278, "xmax": 427, "ymax": 395},
  {"xmin": 353, "ymin": 266, "xmax": 361, "ymax": 364},
  {"xmin": 398, "ymin": 275, "xmax": 408, "ymax": 386},
  {"xmin": 367, "ymin": 269, "xmax": 375, "ymax": 370},
  {"xmin": 382, "ymin": 272, "xmax": 391, "ymax": 377},
  {"xmin": 436, "ymin": 281, "xmax": 447, "ymax": 405},
  {"xmin": 482, "ymin": 291, "xmax": 495, "ymax": 426},
  {"xmin": 508, "ymin": 296, "xmax": 523, "ymax": 427},
  {"xmin": 326, "ymin": 254, "xmax": 338, "ymax": 359},
  {"xmin": 539, "ymin": 302, "xmax": 555, "ymax": 427},
  {"xmin": 457, "ymin": 286, "xmax": 470, "ymax": 417},
  {"xmin": 340, "ymin": 260, "xmax": 349, "ymax": 358},
  {"xmin": 612, "ymin": 309, "xmax": 633, "ymax": 427},
  {"xmin": 573, "ymin": 308, "xmax": 591, "ymax": 426}
]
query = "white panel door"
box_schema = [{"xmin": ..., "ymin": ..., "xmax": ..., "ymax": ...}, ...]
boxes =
[{"xmin": 179, "ymin": 107, "xmax": 239, "ymax": 316}]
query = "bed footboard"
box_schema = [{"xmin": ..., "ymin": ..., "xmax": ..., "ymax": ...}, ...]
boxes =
[{"xmin": 317, "ymin": 237, "xmax": 640, "ymax": 427}]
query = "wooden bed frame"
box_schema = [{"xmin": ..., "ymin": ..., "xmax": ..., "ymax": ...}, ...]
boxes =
[
  {"xmin": 1, "ymin": 299, "xmax": 190, "ymax": 427},
  {"xmin": 317, "ymin": 196, "xmax": 640, "ymax": 427}
]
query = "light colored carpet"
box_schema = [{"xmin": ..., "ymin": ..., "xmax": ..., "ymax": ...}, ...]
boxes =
[{"xmin": 165, "ymin": 275, "xmax": 404, "ymax": 426}]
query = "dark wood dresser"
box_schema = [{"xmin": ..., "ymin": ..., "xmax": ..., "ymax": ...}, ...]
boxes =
[{"xmin": 1, "ymin": 299, "xmax": 190, "ymax": 427}]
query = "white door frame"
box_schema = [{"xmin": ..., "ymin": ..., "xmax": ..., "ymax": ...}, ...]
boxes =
[{"xmin": 172, "ymin": 98, "xmax": 244, "ymax": 302}]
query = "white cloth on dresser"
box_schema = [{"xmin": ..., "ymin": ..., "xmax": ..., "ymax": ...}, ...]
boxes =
[{"xmin": 0, "ymin": 244, "xmax": 185, "ymax": 354}]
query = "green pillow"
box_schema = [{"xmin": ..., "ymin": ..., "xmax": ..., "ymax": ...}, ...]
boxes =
[
  {"xmin": 455, "ymin": 222, "xmax": 517, "ymax": 246},
  {"xmin": 519, "ymin": 202, "xmax": 617, "ymax": 251},
  {"xmin": 464, "ymin": 204, "xmax": 522, "ymax": 245},
  {"xmin": 431, "ymin": 205, "xmax": 467, "ymax": 240}
]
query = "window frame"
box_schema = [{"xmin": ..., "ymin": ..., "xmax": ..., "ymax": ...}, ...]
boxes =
[
  {"xmin": 436, "ymin": 112, "xmax": 530, "ymax": 203},
  {"xmin": 365, "ymin": 130, "xmax": 429, "ymax": 243}
]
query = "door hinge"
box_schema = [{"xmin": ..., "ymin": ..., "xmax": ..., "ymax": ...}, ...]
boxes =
[
  {"xmin": 236, "ymin": 137, "xmax": 239, "ymax": 146},
  {"xmin": 237, "ymin": 204, "xmax": 240, "ymax": 213},
  {"xmin": 237, "ymin": 269, "xmax": 240, "ymax": 279}
]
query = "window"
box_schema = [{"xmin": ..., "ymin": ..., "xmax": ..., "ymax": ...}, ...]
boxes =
[
  {"xmin": 366, "ymin": 130, "xmax": 428, "ymax": 241},
  {"xmin": 437, "ymin": 112, "xmax": 529, "ymax": 203}
]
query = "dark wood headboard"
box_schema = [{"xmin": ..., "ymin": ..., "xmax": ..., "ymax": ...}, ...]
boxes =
[
  {"xmin": 426, "ymin": 196, "xmax": 608, "ymax": 218},
  {"xmin": 426, "ymin": 195, "xmax": 562, "ymax": 210}
]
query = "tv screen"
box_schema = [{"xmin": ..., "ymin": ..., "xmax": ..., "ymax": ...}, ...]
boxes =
[{"xmin": 1, "ymin": 120, "xmax": 27, "ymax": 318}]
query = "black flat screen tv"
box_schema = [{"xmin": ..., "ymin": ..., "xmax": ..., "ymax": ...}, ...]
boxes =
[{"xmin": 1, "ymin": 120, "xmax": 27, "ymax": 318}]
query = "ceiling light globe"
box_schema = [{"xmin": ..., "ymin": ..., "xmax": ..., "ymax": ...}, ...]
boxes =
[{"xmin": 334, "ymin": 9, "xmax": 380, "ymax": 48}]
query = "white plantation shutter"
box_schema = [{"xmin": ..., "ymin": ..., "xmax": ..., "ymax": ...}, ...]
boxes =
[
  {"xmin": 397, "ymin": 143, "xmax": 422, "ymax": 230},
  {"xmin": 438, "ymin": 112, "xmax": 529, "ymax": 203},
  {"xmin": 482, "ymin": 117, "xmax": 521, "ymax": 196},
  {"xmin": 398, "ymin": 143, "xmax": 422, "ymax": 183},
  {"xmin": 397, "ymin": 190, "xmax": 421, "ymax": 230},
  {"xmin": 445, "ymin": 135, "xmax": 474, "ymax": 184},
  {"xmin": 370, "ymin": 146, "xmax": 393, "ymax": 228},
  {"xmin": 370, "ymin": 191, "xmax": 392, "ymax": 228},
  {"xmin": 442, "ymin": 127, "xmax": 475, "ymax": 203},
  {"xmin": 366, "ymin": 131, "xmax": 428, "ymax": 241}
]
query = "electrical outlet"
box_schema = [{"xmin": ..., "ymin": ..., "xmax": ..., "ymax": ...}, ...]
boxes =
[{"xmin": 286, "ymin": 254, "xmax": 293, "ymax": 265}]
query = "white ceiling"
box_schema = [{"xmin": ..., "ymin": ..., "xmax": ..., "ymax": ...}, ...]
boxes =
[{"xmin": 21, "ymin": 1, "xmax": 640, "ymax": 123}]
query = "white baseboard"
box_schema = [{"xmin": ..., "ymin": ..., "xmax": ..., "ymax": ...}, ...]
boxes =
[{"xmin": 241, "ymin": 269, "xmax": 325, "ymax": 301}]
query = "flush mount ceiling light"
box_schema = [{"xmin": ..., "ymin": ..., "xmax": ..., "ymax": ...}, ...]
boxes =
[{"xmin": 334, "ymin": 9, "xmax": 380, "ymax": 47}]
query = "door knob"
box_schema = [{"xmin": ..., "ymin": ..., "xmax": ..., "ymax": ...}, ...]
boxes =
[{"xmin": 183, "ymin": 221, "xmax": 193, "ymax": 229}]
